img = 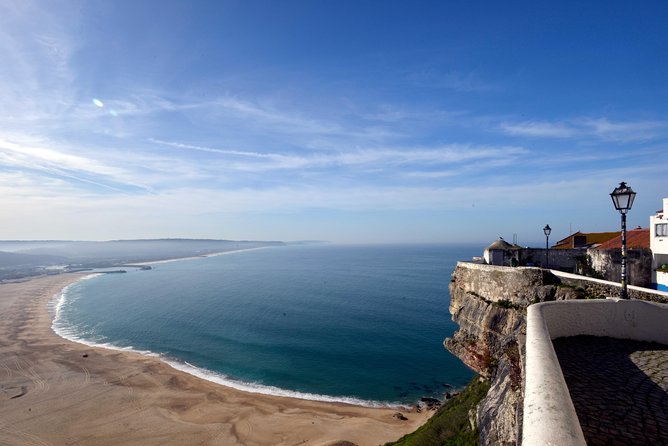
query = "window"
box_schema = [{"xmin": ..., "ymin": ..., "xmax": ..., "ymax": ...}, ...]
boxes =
[{"xmin": 657, "ymin": 223, "xmax": 668, "ymax": 237}]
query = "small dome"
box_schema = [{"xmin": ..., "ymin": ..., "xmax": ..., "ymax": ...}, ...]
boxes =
[{"xmin": 485, "ymin": 238, "xmax": 515, "ymax": 251}]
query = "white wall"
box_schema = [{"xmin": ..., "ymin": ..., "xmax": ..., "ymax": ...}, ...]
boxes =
[
  {"xmin": 650, "ymin": 198, "xmax": 668, "ymax": 290},
  {"xmin": 650, "ymin": 198, "xmax": 668, "ymax": 255},
  {"xmin": 523, "ymin": 299, "xmax": 668, "ymax": 446},
  {"xmin": 484, "ymin": 248, "xmax": 507, "ymax": 266}
]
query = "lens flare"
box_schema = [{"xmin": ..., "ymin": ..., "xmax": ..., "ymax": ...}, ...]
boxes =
[{"xmin": 92, "ymin": 98, "xmax": 104, "ymax": 108}]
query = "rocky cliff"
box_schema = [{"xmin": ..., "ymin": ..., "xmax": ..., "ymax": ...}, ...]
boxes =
[
  {"xmin": 444, "ymin": 262, "xmax": 583, "ymax": 445},
  {"xmin": 444, "ymin": 262, "xmax": 668, "ymax": 445}
]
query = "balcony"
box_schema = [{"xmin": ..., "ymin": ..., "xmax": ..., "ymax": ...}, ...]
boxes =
[{"xmin": 523, "ymin": 298, "xmax": 668, "ymax": 445}]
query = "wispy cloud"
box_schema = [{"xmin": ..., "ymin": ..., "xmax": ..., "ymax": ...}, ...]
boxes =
[
  {"xmin": 2, "ymin": 163, "xmax": 660, "ymax": 219},
  {"xmin": 583, "ymin": 118, "xmax": 667, "ymax": 142},
  {"xmin": 500, "ymin": 121, "xmax": 578, "ymax": 138},
  {"xmin": 408, "ymin": 69, "xmax": 497, "ymax": 92},
  {"xmin": 151, "ymin": 138, "xmax": 529, "ymax": 173},
  {"xmin": 499, "ymin": 118, "xmax": 668, "ymax": 142},
  {"xmin": 213, "ymin": 97, "xmax": 341, "ymax": 135},
  {"xmin": 149, "ymin": 139, "xmax": 295, "ymax": 161},
  {"xmin": 0, "ymin": 2, "xmax": 79, "ymax": 120},
  {"xmin": 0, "ymin": 134, "xmax": 151, "ymax": 192}
]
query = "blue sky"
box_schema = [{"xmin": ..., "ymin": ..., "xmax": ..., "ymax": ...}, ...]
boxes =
[{"xmin": 0, "ymin": 1, "xmax": 666, "ymax": 244}]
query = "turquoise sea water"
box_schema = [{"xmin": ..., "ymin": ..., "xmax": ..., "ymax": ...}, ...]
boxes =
[{"xmin": 52, "ymin": 244, "xmax": 480, "ymax": 406}]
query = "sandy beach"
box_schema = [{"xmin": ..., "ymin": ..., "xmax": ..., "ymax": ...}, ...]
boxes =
[{"xmin": 0, "ymin": 274, "xmax": 429, "ymax": 446}]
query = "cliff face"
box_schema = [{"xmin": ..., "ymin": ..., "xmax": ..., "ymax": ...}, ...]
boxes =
[
  {"xmin": 445, "ymin": 263, "xmax": 582, "ymax": 446},
  {"xmin": 445, "ymin": 262, "xmax": 667, "ymax": 445}
]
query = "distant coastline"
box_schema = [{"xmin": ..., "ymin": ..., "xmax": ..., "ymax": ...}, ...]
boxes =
[
  {"xmin": 132, "ymin": 245, "xmax": 278, "ymax": 266},
  {"xmin": 0, "ymin": 238, "xmax": 286, "ymax": 282}
]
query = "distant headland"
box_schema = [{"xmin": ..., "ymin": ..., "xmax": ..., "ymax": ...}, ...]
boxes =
[{"xmin": 0, "ymin": 238, "xmax": 286, "ymax": 282}]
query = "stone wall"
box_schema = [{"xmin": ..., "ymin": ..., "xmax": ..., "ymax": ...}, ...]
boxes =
[
  {"xmin": 516, "ymin": 248, "xmax": 582, "ymax": 272},
  {"xmin": 449, "ymin": 261, "xmax": 588, "ymax": 307},
  {"xmin": 587, "ymin": 248, "xmax": 653, "ymax": 287},
  {"xmin": 487, "ymin": 247, "xmax": 653, "ymax": 287},
  {"xmin": 551, "ymin": 270, "xmax": 668, "ymax": 302},
  {"xmin": 486, "ymin": 248, "xmax": 582, "ymax": 272}
]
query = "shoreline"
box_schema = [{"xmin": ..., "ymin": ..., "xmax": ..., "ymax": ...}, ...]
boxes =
[
  {"xmin": 50, "ymin": 272, "xmax": 404, "ymax": 409},
  {"xmin": 132, "ymin": 245, "xmax": 277, "ymax": 266},
  {"xmin": 0, "ymin": 273, "xmax": 429, "ymax": 445}
]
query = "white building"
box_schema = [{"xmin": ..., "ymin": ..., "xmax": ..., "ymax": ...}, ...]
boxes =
[
  {"xmin": 484, "ymin": 238, "xmax": 520, "ymax": 266},
  {"xmin": 650, "ymin": 197, "xmax": 668, "ymax": 291}
]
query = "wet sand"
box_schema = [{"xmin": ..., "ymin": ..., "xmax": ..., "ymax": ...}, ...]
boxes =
[{"xmin": 0, "ymin": 274, "xmax": 428, "ymax": 445}]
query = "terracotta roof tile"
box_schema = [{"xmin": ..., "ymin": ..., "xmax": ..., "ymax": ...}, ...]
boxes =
[
  {"xmin": 594, "ymin": 228, "xmax": 650, "ymax": 250},
  {"xmin": 552, "ymin": 231, "xmax": 620, "ymax": 249}
]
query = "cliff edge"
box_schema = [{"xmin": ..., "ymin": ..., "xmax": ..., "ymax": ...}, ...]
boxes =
[{"xmin": 445, "ymin": 262, "xmax": 583, "ymax": 445}]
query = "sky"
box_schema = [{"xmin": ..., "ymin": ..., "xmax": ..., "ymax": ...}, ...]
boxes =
[{"xmin": 0, "ymin": 0, "xmax": 666, "ymax": 245}]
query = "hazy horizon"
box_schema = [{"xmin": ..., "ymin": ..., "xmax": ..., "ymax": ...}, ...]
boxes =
[{"xmin": 1, "ymin": 1, "xmax": 666, "ymax": 244}]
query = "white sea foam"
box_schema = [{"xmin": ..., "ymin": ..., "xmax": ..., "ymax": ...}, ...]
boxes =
[
  {"xmin": 164, "ymin": 359, "xmax": 405, "ymax": 409},
  {"xmin": 49, "ymin": 273, "xmax": 102, "ymax": 322},
  {"xmin": 50, "ymin": 275, "xmax": 161, "ymax": 358},
  {"xmin": 48, "ymin": 269, "xmax": 404, "ymax": 409}
]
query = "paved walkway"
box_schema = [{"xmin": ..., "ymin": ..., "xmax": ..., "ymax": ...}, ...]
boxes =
[{"xmin": 553, "ymin": 336, "xmax": 668, "ymax": 446}]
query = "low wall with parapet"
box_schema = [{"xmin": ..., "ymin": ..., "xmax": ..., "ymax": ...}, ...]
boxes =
[
  {"xmin": 492, "ymin": 247, "xmax": 653, "ymax": 286},
  {"xmin": 448, "ymin": 261, "xmax": 557, "ymax": 306},
  {"xmin": 523, "ymin": 299, "xmax": 668, "ymax": 446},
  {"xmin": 551, "ymin": 270, "xmax": 668, "ymax": 303},
  {"xmin": 450, "ymin": 261, "xmax": 668, "ymax": 304}
]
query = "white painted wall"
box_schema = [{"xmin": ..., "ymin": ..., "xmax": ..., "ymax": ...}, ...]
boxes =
[
  {"xmin": 650, "ymin": 198, "xmax": 668, "ymax": 290},
  {"xmin": 650, "ymin": 197, "xmax": 668, "ymax": 255},
  {"xmin": 523, "ymin": 299, "xmax": 668, "ymax": 446},
  {"xmin": 483, "ymin": 248, "xmax": 491, "ymax": 264},
  {"xmin": 484, "ymin": 248, "xmax": 506, "ymax": 265}
]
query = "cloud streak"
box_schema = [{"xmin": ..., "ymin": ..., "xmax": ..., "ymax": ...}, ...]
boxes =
[
  {"xmin": 151, "ymin": 138, "xmax": 529, "ymax": 173},
  {"xmin": 0, "ymin": 134, "xmax": 152, "ymax": 192},
  {"xmin": 500, "ymin": 118, "xmax": 668, "ymax": 142},
  {"xmin": 408, "ymin": 69, "xmax": 497, "ymax": 92}
]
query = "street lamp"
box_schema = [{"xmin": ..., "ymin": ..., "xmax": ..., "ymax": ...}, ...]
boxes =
[
  {"xmin": 610, "ymin": 182, "xmax": 637, "ymax": 299},
  {"xmin": 543, "ymin": 224, "xmax": 551, "ymax": 268}
]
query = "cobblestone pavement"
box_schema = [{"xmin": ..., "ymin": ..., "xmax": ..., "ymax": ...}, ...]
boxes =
[{"xmin": 553, "ymin": 336, "xmax": 668, "ymax": 446}]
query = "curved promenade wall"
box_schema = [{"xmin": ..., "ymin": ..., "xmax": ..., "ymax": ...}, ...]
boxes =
[
  {"xmin": 447, "ymin": 261, "xmax": 668, "ymax": 445},
  {"xmin": 523, "ymin": 299, "xmax": 668, "ymax": 446}
]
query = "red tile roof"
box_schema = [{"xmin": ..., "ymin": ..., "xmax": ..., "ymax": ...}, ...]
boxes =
[
  {"xmin": 552, "ymin": 231, "xmax": 621, "ymax": 249},
  {"xmin": 594, "ymin": 228, "xmax": 650, "ymax": 250}
]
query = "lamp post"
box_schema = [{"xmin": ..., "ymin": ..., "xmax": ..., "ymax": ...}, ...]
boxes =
[
  {"xmin": 610, "ymin": 182, "xmax": 637, "ymax": 299},
  {"xmin": 543, "ymin": 224, "xmax": 551, "ymax": 269}
]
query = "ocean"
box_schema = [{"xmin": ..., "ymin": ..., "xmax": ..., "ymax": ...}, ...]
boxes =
[{"xmin": 52, "ymin": 243, "xmax": 481, "ymax": 407}]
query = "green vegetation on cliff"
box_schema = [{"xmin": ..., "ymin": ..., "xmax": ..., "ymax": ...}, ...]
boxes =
[{"xmin": 387, "ymin": 377, "xmax": 490, "ymax": 446}]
